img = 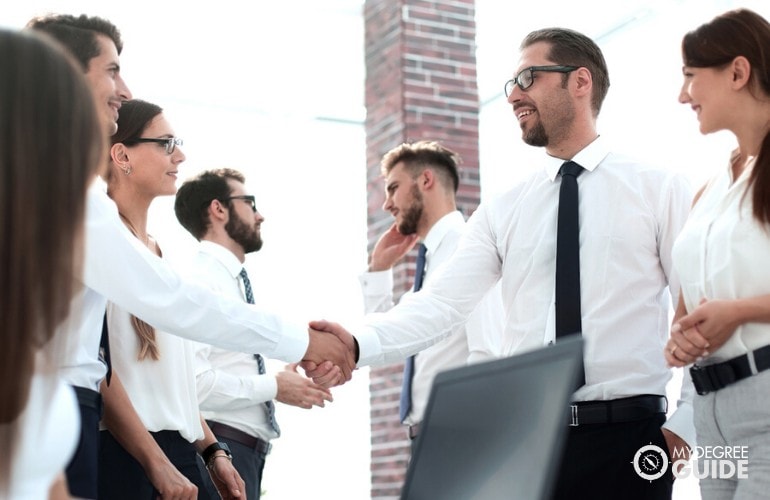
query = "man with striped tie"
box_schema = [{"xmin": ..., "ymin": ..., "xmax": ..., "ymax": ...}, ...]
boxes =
[{"xmin": 175, "ymin": 168, "xmax": 332, "ymax": 499}]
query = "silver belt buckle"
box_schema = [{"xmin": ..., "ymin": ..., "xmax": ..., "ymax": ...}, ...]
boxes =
[{"xmin": 569, "ymin": 404, "xmax": 579, "ymax": 426}]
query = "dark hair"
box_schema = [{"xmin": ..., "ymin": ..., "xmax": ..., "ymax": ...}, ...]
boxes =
[
  {"xmin": 175, "ymin": 168, "xmax": 247, "ymax": 240},
  {"xmin": 0, "ymin": 28, "xmax": 103, "ymax": 488},
  {"xmin": 111, "ymin": 99, "xmax": 163, "ymax": 146},
  {"xmin": 380, "ymin": 140, "xmax": 460, "ymax": 193},
  {"xmin": 683, "ymin": 9, "xmax": 770, "ymax": 225},
  {"xmin": 106, "ymin": 99, "xmax": 163, "ymax": 182},
  {"xmin": 521, "ymin": 28, "xmax": 610, "ymax": 116},
  {"xmin": 26, "ymin": 14, "xmax": 123, "ymax": 71}
]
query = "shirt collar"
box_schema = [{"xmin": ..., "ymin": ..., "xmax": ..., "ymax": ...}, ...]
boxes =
[
  {"xmin": 422, "ymin": 210, "xmax": 465, "ymax": 256},
  {"xmin": 544, "ymin": 135, "xmax": 610, "ymax": 182},
  {"xmin": 199, "ymin": 240, "xmax": 244, "ymax": 279}
]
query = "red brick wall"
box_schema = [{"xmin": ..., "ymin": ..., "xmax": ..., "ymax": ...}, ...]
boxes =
[{"xmin": 363, "ymin": 1, "xmax": 480, "ymax": 497}]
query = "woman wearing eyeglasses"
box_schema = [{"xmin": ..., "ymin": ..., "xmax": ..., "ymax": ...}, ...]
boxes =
[
  {"xmin": 98, "ymin": 99, "xmax": 244, "ymax": 500},
  {"xmin": 666, "ymin": 8, "xmax": 770, "ymax": 499}
]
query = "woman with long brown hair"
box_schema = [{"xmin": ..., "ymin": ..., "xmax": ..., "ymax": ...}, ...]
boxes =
[
  {"xmin": 0, "ymin": 28, "xmax": 104, "ymax": 498},
  {"xmin": 98, "ymin": 99, "xmax": 243, "ymax": 499},
  {"xmin": 667, "ymin": 8, "xmax": 770, "ymax": 499}
]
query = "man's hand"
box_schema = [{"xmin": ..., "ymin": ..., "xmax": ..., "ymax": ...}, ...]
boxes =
[
  {"xmin": 303, "ymin": 322, "xmax": 356, "ymax": 384},
  {"xmin": 276, "ymin": 363, "xmax": 334, "ymax": 408},
  {"xmin": 369, "ymin": 223, "xmax": 419, "ymax": 272},
  {"xmin": 207, "ymin": 454, "xmax": 245, "ymax": 500},
  {"xmin": 662, "ymin": 428, "xmax": 690, "ymax": 476}
]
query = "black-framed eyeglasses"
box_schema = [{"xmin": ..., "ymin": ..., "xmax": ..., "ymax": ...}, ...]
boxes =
[
  {"xmin": 124, "ymin": 137, "xmax": 183, "ymax": 155},
  {"xmin": 504, "ymin": 65, "xmax": 579, "ymax": 96},
  {"xmin": 221, "ymin": 195, "xmax": 257, "ymax": 213}
]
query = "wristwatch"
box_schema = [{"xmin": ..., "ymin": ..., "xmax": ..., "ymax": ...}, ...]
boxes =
[{"xmin": 202, "ymin": 441, "xmax": 232, "ymax": 467}]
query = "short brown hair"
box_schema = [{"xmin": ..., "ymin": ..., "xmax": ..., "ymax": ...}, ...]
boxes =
[{"xmin": 381, "ymin": 140, "xmax": 460, "ymax": 193}]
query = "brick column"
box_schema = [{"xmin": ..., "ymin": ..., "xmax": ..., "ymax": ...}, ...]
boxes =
[{"xmin": 363, "ymin": 1, "xmax": 480, "ymax": 498}]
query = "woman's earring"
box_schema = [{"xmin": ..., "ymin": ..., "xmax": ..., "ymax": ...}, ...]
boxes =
[{"xmin": 122, "ymin": 164, "xmax": 132, "ymax": 175}]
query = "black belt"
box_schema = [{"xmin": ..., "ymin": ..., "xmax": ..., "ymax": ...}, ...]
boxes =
[
  {"xmin": 690, "ymin": 344, "xmax": 770, "ymax": 395},
  {"xmin": 73, "ymin": 386, "xmax": 103, "ymax": 415},
  {"xmin": 407, "ymin": 423, "xmax": 420, "ymax": 440},
  {"xmin": 568, "ymin": 395, "xmax": 667, "ymax": 427},
  {"xmin": 207, "ymin": 420, "xmax": 271, "ymax": 455}
]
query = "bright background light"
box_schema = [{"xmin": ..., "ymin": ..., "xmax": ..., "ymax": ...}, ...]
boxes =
[{"xmin": 3, "ymin": 1, "xmax": 769, "ymax": 498}]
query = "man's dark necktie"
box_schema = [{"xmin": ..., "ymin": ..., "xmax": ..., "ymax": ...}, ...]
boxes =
[
  {"xmin": 99, "ymin": 313, "xmax": 112, "ymax": 385},
  {"xmin": 240, "ymin": 268, "xmax": 281, "ymax": 435},
  {"xmin": 399, "ymin": 243, "xmax": 427, "ymax": 423},
  {"xmin": 556, "ymin": 161, "xmax": 585, "ymax": 386}
]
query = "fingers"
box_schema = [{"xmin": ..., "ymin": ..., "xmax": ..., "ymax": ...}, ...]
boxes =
[
  {"xmin": 315, "ymin": 366, "xmax": 343, "ymax": 388},
  {"xmin": 666, "ymin": 323, "xmax": 709, "ymax": 366}
]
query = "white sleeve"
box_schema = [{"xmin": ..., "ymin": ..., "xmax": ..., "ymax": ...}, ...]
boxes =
[
  {"xmin": 82, "ymin": 185, "xmax": 308, "ymax": 363},
  {"xmin": 357, "ymin": 203, "xmax": 503, "ymax": 366}
]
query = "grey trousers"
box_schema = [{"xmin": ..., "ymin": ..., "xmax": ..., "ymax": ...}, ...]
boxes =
[{"xmin": 694, "ymin": 368, "xmax": 770, "ymax": 500}]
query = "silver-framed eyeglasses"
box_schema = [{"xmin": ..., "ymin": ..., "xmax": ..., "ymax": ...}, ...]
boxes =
[
  {"xmin": 504, "ymin": 65, "xmax": 578, "ymax": 96},
  {"xmin": 126, "ymin": 137, "xmax": 183, "ymax": 155}
]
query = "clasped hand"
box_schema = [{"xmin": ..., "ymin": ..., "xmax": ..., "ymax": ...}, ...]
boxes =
[
  {"xmin": 302, "ymin": 320, "xmax": 357, "ymax": 388},
  {"xmin": 665, "ymin": 298, "xmax": 739, "ymax": 367}
]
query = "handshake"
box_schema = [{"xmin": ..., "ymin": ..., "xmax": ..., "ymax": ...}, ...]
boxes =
[{"xmin": 302, "ymin": 320, "xmax": 358, "ymax": 388}]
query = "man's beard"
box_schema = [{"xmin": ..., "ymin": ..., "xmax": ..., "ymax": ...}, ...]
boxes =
[
  {"xmin": 396, "ymin": 184, "xmax": 424, "ymax": 235},
  {"xmin": 522, "ymin": 120, "xmax": 549, "ymax": 147},
  {"xmin": 226, "ymin": 212, "xmax": 262, "ymax": 253}
]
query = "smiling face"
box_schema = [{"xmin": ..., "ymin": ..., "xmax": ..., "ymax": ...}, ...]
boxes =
[
  {"xmin": 123, "ymin": 113, "xmax": 185, "ymax": 198},
  {"xmin": 85, "ymin": 34, "xmax": 131, "ymax": 136},
  {"xmin": 507, "ymin": 42, "xmax": 576, "ymax": 149},
  {"xmin": 679, "ymin": 65, "xmax": 731, "ymax": 135}
]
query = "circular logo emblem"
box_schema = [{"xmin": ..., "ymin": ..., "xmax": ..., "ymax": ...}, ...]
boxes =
[{"xmin": 632, "ymin": 444, "xmax": 669, "ymax": 481}]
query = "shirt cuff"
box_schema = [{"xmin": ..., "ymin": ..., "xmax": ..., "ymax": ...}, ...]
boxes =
[
  {"xmin": 663, "ymin": 400, "xmax": 696, "ymax": 449},
  {"xmin": 359, "ymin": 270, "xmax": 393, "ymax": 295},
  {"xmin": 271, "ymin": 323, "xmax": 309, "ymax": 363},
  {"xmin": 356, "ymin": 326, "xmax": 384, "ymax": 367}
]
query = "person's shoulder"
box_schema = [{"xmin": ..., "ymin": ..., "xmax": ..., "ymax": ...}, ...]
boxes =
[{"xmin": 602, "ymin": 151, "xmax": 688, "ymax": 184}]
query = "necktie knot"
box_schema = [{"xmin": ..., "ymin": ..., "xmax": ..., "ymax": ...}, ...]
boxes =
[{"xmin": 560, "ymin": 161, "xmax": 584, "ymax": 178}]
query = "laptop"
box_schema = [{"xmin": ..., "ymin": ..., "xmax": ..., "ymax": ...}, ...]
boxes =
[{"xmin": 400, "ymin": 336, "xmax": 584, "ymax": 500}]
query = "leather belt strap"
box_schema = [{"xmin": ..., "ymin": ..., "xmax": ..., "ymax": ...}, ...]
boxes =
[
  {"xmin": 690, "ymin": 344, "xmax": 770, "ymax": 395},
  {"xmin": 568, "ymin": 395, "xmax": 667, "ymax": 427},
  {"xmin": 207, "ymin": 420, "xmax": 271, "ymax": 455}
]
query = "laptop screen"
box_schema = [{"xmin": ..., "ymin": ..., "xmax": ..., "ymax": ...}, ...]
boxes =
[{"xmin": 401, "ymin": 336, "xmax": 583, "ymax": 500}]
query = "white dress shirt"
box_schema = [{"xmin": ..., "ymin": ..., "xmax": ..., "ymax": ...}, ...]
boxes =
[
  {"xmin": 104, "ymin": 301, "xmax": 204, "ymax": 442},
  {"xmin": 673, "ymin": 153, "xmax": 770, "ymax": 362},
  {"xmin": 11, "ymin": 371, "xmax": 78, "ymax": 500},
  {"xmin": 359, "ymin": 211, "xmax": 504, "ymax": 425},
  {"xmin": 356, "ymin": 136, "xmax": 696, "ymax": 445},
  {"xmin": 54, "ymin": 182, "xmax": 308, "ymax": 391},
  {"xmin": 189, "ymin": 241, "xmax": 279, "ymax": 442}
]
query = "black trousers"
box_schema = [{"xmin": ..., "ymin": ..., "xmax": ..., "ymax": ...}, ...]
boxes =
[
  {"xmin": 65, "ymin": 388, "xmax": 102, "ymax": 500},
  {"xmin": 551, "ymin": 413, "xmax": 674, "ymax": 500},
  {"xmin": 98, "ymin": 429, "xmax": 211, "ymax": 500}
]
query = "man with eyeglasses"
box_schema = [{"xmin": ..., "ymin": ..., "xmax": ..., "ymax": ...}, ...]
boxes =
[
  {"xmin": 308, "ymin": 27, "xmax": 694, "ymax": 500},
  {"xmin": 27, "ymin": 14, "xmax": 352, "ymax": 500},
  {"xmin": 174, "ymin": 168, "xmax": 333, "ymax": 500}
]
